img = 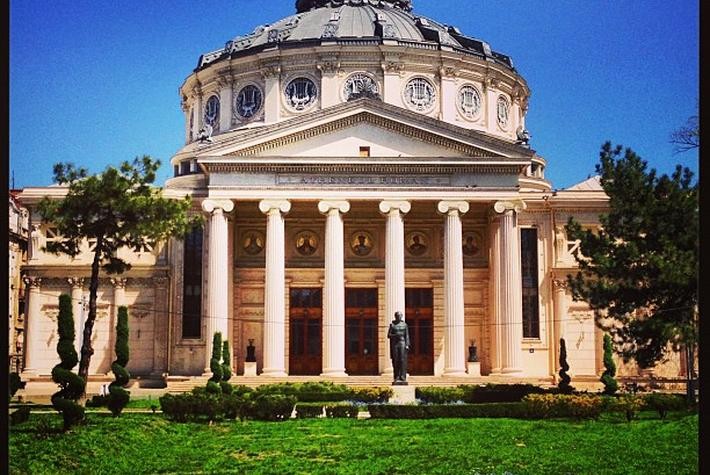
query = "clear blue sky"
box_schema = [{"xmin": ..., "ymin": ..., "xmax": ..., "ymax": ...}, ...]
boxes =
[{"xmin": 10, "ymin": 0, "xmax": 698, "ymax": 190}]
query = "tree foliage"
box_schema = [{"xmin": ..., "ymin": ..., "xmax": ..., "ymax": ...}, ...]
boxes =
[
  {"xmin": 566, "ymin": 142, "xmax": 698, "ymax": 369},
  {"xmin": 38, "ymin": 156, "xmax": 199, "ymax": 386},
  {"xmin": 51, "ymin": 294, "xmax": 86, "ymax": 430},
  {"xmin": 670, "ymin": 109, "xmax": 699, "ymax": 154},
  {"xmin": 108, "ymin": 306, "xmax": 130, "ymax": 416},
  {"xmin": 207, "ymin": 332, "xmax": 223, "ymax": 393},
  {"xmin": 601, "ymin": 334, "xmax": 618, "ymax": 395},
  {"xmin": 557, "ymin": 338, "xmax": 574, "ymax": 394}
]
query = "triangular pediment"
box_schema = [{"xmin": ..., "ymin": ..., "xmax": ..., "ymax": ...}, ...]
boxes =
[{"xmin": 190, "ymin": 98, "xmax": 533, "ymax": 162}]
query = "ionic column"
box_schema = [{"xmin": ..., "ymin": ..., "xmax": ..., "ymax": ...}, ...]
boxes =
[
  {"xmin": 379, "ymin": 200, "xmax": 411, "ymax": 374},
  {"xmin": 152, "ymin": 276, "xmax": 170, "ymax": 376},
  {"xmin": 21, "ymin": 277, "xmax": 42, "ymax": 376},
  {"xmin": 493, "ymin": 200, "xmax": 526, "ymax": 375},
  {"xmin": 438, "ymin": 201, "xmax": 469, "ymax": 376},
  {"xmin": 67, "ymin": 277, "xmax": 85, "ymax": 356},
  {"xmin": 488, "ymin": 213, "xmax": 502, "ymax": 374},
  {"xmin": 201, "ymin": 199, "xmax": 234, "ymax": 373},
  {"xmin": 110, "ymin": 278, "xmax": 127, "ymax": 374},
  {"xmin": 318, "ymin": 200, "xmax": 350, "ymax": 377},
  {"xmin": 552, "ymin": 278, "xmax": 568, "ymax": 378},
  {"xmin": 259, "ymin": 199, "xmax": 291, "ymax": 376}
]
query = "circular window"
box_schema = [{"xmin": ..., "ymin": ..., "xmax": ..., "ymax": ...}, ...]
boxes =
[
  {"xmin": 284, "ymin": 77, "xmax": 318, "ymax": 111},
  {"xmin": 343, "ymin": 73, "xmax": 379, "ymax": 101},
  {"xmin": 204, "ymin": 95, "xmax": 220, "ymax": 129},
  {"xmin": 234, "ymin": 85, "xmax": 263, "ymax": 120},
  {"xmin": 404, "ymin": 77, "xmax": 436, "ymax": 112},
  {"xmin": 457, "ymin": 85, "xmax": 482, "ymax": 120},
  {"xmin": 497, "ymin": 95, "xmax": 510, "ymax": 129}
]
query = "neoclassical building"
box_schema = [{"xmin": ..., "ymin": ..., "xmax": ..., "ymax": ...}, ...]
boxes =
[{"xmin": 18, "ymin": 0, "xmax": 685, "ymax": 386}]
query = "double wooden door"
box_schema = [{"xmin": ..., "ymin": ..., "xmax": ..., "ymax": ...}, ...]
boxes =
[
  {"xmin": 289, "ymin": 288, "xmax": 322, "ymax": 375},
  {"xmin": 405, "ymin": 288, "xmax": 434, "ymax": 375},
  {"xmin": 345, "ymin": 288, "xmax": 379, "ymax": 375}
]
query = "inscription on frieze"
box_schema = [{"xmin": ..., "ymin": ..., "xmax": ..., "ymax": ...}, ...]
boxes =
[{"xmin": 278, "ymin": 174, "xmax": 451, "ymax": 186}]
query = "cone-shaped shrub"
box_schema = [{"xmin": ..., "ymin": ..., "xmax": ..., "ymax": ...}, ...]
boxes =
[
  {"xmin": 107, "ymin": 306, "xmax": 130, "ymax": 416},
  {"xmin": 51, "ymin": 294, "xmax": 86, "ymax": 430},
  {"xmin": 558, "ymin": 338, "xmax": 574, "ymax": 394},
  {"xmin": 601, "ymin": 334, "xmax": 618, "ymax": 395},
  {"xmin": 207, "ymin": 332, "xmax": 223, "ymax": 393},
  {"xmin": 220, "ymin": 340, "xmax": 233, "ymax": 394}
]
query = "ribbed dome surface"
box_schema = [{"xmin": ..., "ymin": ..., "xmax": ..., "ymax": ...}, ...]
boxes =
[{"xmin": 197, "ymin": 2, "xmax": 514, "ymax": 71}]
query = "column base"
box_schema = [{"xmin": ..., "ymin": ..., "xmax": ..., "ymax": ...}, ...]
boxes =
[
  {"xmin": 20, "ymin": 370, "xmax": 39, "ymax": 379},
  {"xmin": 320, "ymin": 370, "xmax": 348, "ymax": 378},
  {"xmin": 501, "ymin": 367, "xmax": 525, "ymax": 376},
  {"xmin": 260, "ymin": 369, "xmax": 288, "ymax": 377},
  {"xmin": 443, "ymin": 369, "xmax": 469, "ymax": 377}
]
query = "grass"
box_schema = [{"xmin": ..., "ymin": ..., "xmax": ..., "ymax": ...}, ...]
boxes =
[{"xmin": 9, "ymin": 411, "xmax": 697, "ymax": 475}]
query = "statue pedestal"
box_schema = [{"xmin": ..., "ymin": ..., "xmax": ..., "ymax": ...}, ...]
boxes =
[
  {"xmin": 244, "ymin": 362, "xmax": 257, "ymax": 377},
  {"xmin": 467, "ymin": 361, "xmax": 481, "ymax": 377},
  {"xmin": 389, "ymin": 385, "xmax": 416, "ymax": 404}
]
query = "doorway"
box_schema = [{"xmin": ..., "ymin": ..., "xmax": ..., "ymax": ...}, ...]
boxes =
[
  {"xmin": 405, "ymin": 288, "xmax": 434, "ymax": 375},
  {"xmin": 345, "ymin": 288, "xmax": 379, "ymax": 375},
  {"xmin": 289, "ymin": 288, "xmax": 322, "ymax": 375}
]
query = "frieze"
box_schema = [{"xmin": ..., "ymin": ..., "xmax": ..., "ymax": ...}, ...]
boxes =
[{"xmin": 278, "ymin": 175, "xmax": 451, "ymax": 186}]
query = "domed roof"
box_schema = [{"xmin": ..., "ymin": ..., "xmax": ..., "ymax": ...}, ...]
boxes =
[{"xmin": 196, "ymin": 0, "xmax": 514, "ymax": 71}]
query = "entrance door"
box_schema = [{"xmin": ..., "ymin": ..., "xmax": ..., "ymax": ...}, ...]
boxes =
[
  {"xmin": 405, "ymin": 288, "xmax": 434, "ymax": 375},
  {"xmin": 345, "ymin": 288, "xmax": 379, "ymax": 375},
  {"xmin": 289, "ymin": 288, "xmax": 322, "ymax": 375}
]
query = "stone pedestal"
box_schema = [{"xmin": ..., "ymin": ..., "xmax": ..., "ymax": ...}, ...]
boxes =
[
  {"xmin": 244, "ymin": 362, "xmax": 257, "ymax": 377},
  {"xmin": 389, "ymin": 385, "xmax": 417, "ymax": 404},
  {"xmin": 467, "ymin": 361, "xmax": 481, "ymax": 377}
]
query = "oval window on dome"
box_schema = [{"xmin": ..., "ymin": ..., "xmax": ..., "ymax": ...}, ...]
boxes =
[
  {"xmin": 235, "ymin": 84, "xmax": 263, "ymax": 120},
  {"xmin": 404, "ymin": 77, "xmax": 436, "ymax": 112},
  {"xmin": 284, "ymin": 77, "xmax": 318, "ymax": 111},
  {"xmin": 458, "ymin": 85, "xmax": 482, "ymax": 120},
  {"xmin": 204, "ymin": 95, "xmax": 220, "ymax": 130},
  {"xmin": 343, "ymin": 73, "xmax": 379, "ymax": 101},
  {"xmin": 497, "ymin": 95, "xmax": 510, "ymax": 129}
]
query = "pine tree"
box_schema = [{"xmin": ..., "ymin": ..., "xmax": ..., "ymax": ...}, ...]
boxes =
[
  {"xmin": 601, "ymin": 334, "xmax": 618, "ymax": 395},
  {"xmin": 51, "ymin": 294, "xmax": 86, "ymax": 430},
  {"xmin": 558, "ymin": 338, "xmax": 574, "ymax": 394},
  {"xmin": 107, "ymin": 306, "xmax": 130, "ymax": 416}
]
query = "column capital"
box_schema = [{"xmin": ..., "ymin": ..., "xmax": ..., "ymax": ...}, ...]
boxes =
[
  {"xmin": 259, "ymin": 199, "xmax": 291, "ymax": 215},
  {"xmin": 493, "ymin": 199, "xmax": 526, "ymax": 214},
  {"xmin": 110, "ymin": 277, "xmax": 127, "ymax": 289},
  {"xmin": 437, "ymin": 200, "xmax": 469, "ymax": 216},
  {"xmin": 202, "ymin": 199, "xmax": 234, "ymax": 214},
  {"xmin": 379, "ymin": 200, "xmax": 411, "ymax": 215},
  {"xmin": 67, "ymin": 277, "xmax": 85, "ymax": 289},
  {"xmin": 552, "ymin": 278, "xmax": 569, "ymax": 291},
  {"xmin": 153, "ymin": 275, "xmax": 170, "ymax": 288},
  {"xmin": 23, "ymin": 276, "xmax": 42, "ymax": 288},
  {"xmin": 318, "ymin": 200, "xmax": 350, "ymax": 215}
]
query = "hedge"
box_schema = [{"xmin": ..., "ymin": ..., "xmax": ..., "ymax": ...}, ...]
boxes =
[
  {"xmin": 295, "ymin": 402, "xmax": 360, "ymax": 419},
  {"xmin": 367, "ymin": 403, "xmax": 529, "ymax": 419},
  {"xmin": 522, "ymin": 394, "xmax": 604, "ymax": 420}
]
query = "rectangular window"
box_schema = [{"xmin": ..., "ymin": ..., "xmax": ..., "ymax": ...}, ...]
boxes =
[
  {"xmin": 359, "ymin": 146, "xmax": 371, "ymax": 157},
  {"xmin": 520, "ymin": 228, "xmax": 540, "ymax": 338},
  {"xmin": 180, "ymin": 161, "xmax": 191, "ymax": 175},
  {"xmin": 182, "ymin": 227, "xmax": 203, "ymax": 338}
]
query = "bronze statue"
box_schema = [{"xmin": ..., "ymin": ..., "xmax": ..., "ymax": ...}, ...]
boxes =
[{"xmin": 387, "ymin": 311, "xmax": 410, "ymax": 385}]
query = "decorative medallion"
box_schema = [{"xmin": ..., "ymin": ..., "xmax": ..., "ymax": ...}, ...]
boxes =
[
  {"xmin": 406, "ymin": 231, "xmax": 428, "ymax": 256},
  {"xmin": 404, "ymin": 77, "xmax": 436, "ymax": 112},
  {"xmin": 284, "ymin": 77, "xmax": 318, "ymax": 111},
  {"xmin": 350, "ymin": 231, "xmax": 374, "ymax": 257},
  {"xmin": 496, "ymin": 95, "xmax": 510, "ymax": 129},
  {"xmin": 242, "ymin": 230, "xmax": 265, "ymax": 256},
  {"xmin": 457, "ymin": 85, "xmax": 482, "ymax": 120},
  {"xmin": 343, "ymin": 73, "xmax": 380, "ymax": 101},
  {"xmin": 234, "ymin": 84, "xmax": 263, "ymax": 120},
  {"xmin": 462, "ymin": 231, "xmax": 483, "ymax": 258},
  {"xmin": 295, "ymin": 230, "xmax": 319, "ymax": 256},
  {"xmin": 204, "ymin": 94, "xmax": 220, "ymax": 130}
]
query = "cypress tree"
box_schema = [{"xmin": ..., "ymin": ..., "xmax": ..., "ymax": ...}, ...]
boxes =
[
  {"xmin": 206, "ymin": 332, "xmax": 223, "ymax": 393},
  {"xmin": 558, "ymin": 338, "xmax": 574, "ymax": 394},
  {"xmin": 51, "ymin": 294, "xmax": 86, "ymax": 430},
  {"xmin": 107, "ymin": 306, "xmax": 130, "ymax": 416},
  {"xmin": 601, "ymin": 334, "xmax": 619, "ymax": 395}
]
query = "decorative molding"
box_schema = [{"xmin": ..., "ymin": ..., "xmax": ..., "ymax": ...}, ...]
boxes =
[
  {"xmin": 23, "ymin": 276, "xmax": 42, "ymax": 288},
  {"xmin": 110, "ymin": 277, "xmax": 127, "ymax": 289},
  {"xmin": 67, "ymin": 277, "xmax": 84, "ymax": 289}
]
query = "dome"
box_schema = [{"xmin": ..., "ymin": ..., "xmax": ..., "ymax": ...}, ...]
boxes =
[{"xmin": 197, "ymin": 0, "xmax": 514, "ymax": 72}]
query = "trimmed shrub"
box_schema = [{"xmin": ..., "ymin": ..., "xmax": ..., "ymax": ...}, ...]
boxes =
[
  {"xmin": 247, "ymin": 394, "xmax": 296, "ymax": 421},
  {"xmin": 223, "ymin": 393, "xmax": 249, "ymax": 420},
  {"xmin": 209, "ymin": 332, "xmax": 223, "ymax": 386},
  {"xmin": 367, "ymin": 403, "xmax": 529, "ymax": 419},
  {"xmin": 295, "ymin": 403, "xmax": 325, "ymax": 419},
  {"xmin": 325, "ymin": 403, "xmax": 359, "ymax": 418},
  {"xmin": 558, "ymin": 338, "xmax": 574, "ymax": 394},
  {"xmin": 601, "ymin": 334, "xmax": 618, "ymax": 395},
  {"xmin": 416, "ymin": 386, "xmax": 465, "ymax": 404},
  {"xmin": 86, "ymin": 394, "xmax": 109, "ymax": 407},
  {"xmin": 254, "ymin": 382, "xmax": 354, "ymax": 402},
  {"xmin": 51, "ymin": 294, "xmax": 86, "ymax": 431},
  {"xmin": 107, "ymin": 306, "xmax": 130, "ymax": 416},
  {"xmin": 10, "ymin": 407, "xmax": 31, "ymax": 426},
  {"xmin": 206, "ymin": 381, "xmax": 222, "ymax": 394},
  {"xmin": 222, "ymin": 340, "xmax": 232, "ymax": 382},
  {"xmin": 644, "ymin": 392, "xmax": 687, "ymax": 419},
  {"xmin": 220, "ymin": 381, "xmax": 234, "ymax": 394},
  {"xmin": 608, "ymin": 393, "xmax": 645, "ymax": 422},
  {"xmin": 159, "ymin": 392, "xmax": 224, "ymax": 422},
  {"xmin": 523, "ymin": 393, "xmax": 604, "ymax": 420},
  {"xmin": 351, "ymin": 387, "xmax": 393, "ymax": 403},
  {"xmin": 10, "ymin": 372, "xmax": 26, "ymax": 398},
  {"xmin": 459, "ymin": 384, "xmax": 547, "ymax": 403}
]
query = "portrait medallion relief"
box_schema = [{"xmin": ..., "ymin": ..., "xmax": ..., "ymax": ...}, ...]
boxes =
[
  {"xmin": 462, "ymin": 231, "xmax": 483, "ymax": 258},
  {"xmin": 242, "ymin": 230, "xmax": 265, "ymax": 256},
  {"xmin": 295, "ymin": 230, "xmax": 319, "ymax": 256},
  {"xmin": 406, "ymin": 231, "xmax": 428, "ymax": 256},
  {"xmin": 350, "ymin": 231, "xmax": 374, "ymax": 257}
]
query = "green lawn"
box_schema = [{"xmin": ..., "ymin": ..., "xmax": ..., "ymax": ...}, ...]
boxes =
[{"xmin": 9, "ymin": 412, "xmax": 697, "ymax": 475}]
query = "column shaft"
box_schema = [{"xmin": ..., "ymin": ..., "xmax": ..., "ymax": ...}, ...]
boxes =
[
  {"xmin": 22, "ymin": 277, "xmax": 42, "ymax": 375},
  {"xmin": 319, "ymin": 201, "xmax": 350, "ymax": 377},
  {"xmin": 260, "ymin": 200, "xmax": 291, "ymax": 376},
  {"xmin": 68, "ymin": 278, "xmax": 84, "ymax": 356}
]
